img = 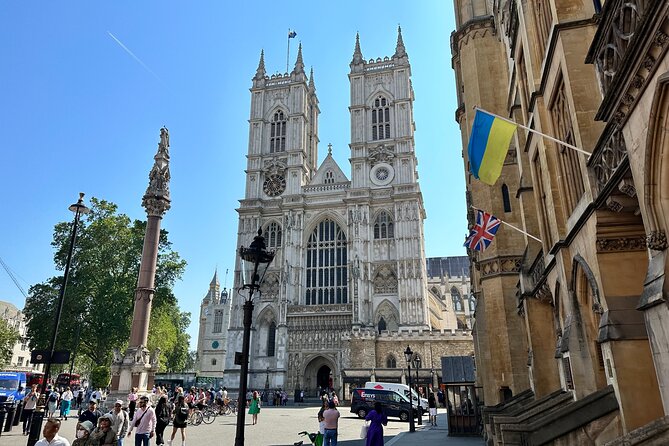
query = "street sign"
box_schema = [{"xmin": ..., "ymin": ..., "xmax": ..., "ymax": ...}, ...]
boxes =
[{"xmin": 31, "ymin": 350, "xmax": 71, "ymax": 364}]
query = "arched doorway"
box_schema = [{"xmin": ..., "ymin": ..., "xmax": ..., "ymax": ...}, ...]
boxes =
[
  {"xmin": 317, "ymin": 365, "xmax": 332, "ymax": 391},
  {"xmin": 303, "ymin": 355, "xmax": 336, "ymax": 397}
]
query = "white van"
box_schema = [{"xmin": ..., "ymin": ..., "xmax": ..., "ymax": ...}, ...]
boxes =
[{"xmin": 364, "ymin": 382, "xmax": 429, "ymax": 411}]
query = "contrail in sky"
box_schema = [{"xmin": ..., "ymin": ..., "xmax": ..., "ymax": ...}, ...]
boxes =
[{"xmin": 107, "ymin": 31, "xmax": 164, "ymax": 85}]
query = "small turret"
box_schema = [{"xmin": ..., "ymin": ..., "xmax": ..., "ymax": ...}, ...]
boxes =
[
  {"xmin": 293, "ymin": 43, "xmax": 305, "ymax": 75},
  {"xmin": 254, "ymin": 49, "xmax": 266, "ymax": 81},
  {"xmin": 393, "ymin": 25, "xmax": 407, "ymax": 59},
  {"xmin": 308, "ymin": 67, "xmax": 316, "ymax": 92}
]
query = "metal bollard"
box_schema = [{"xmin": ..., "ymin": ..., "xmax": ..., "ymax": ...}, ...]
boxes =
[
  {"xmin": 3, "ymin": 403, "xmax": 15, "ymax": 432},
  {"xmin": 0, "ymin": 404, "xmax": 6, "ymax": 437},
  {"xmin": 27, "ymin": 409, "xmax": 45, "ymax": 446},
  {"xmin": 13, "ymin": 400, "xmax": 23, "ymax": 426}
]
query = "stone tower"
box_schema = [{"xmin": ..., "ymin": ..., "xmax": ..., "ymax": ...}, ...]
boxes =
[{"xmin": 196, "ymin": 270, "xmax": 230, "ymax": 380}]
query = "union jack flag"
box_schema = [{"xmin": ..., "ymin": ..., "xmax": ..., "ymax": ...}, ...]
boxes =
[{"xmin": 463, "ymin": 210, "xmax": 501, "ymax": 252}]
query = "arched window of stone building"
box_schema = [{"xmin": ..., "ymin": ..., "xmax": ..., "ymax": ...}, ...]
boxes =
[
  {"xmin": 386, "ymin": 355, "xmax": 397, "ymax": 368},
  {"xmin": 264, "ymin": 221, "xmax": 282, "ymax": 249},
  {"xmin": 378, "ymin": 317, "xmax": 387, "ymax": 333},
  {"xmin": 502, "ymin": 184, "xmax": 512, "ymax": 212},
  {"xmin": 324, "ymin": 170, "xmax": 335, "ymax": 184},
  {"xmin": 374, "ymin": 211, "xmax": 394, "ymax": 239},
  {"xmin": 305, "ymin": 219, "xmax": 348, "ymax": 305},
  {"xmin": 211, "ymin": 358, "xmax": 217, "ymax": 366},
  {"xmin": 267, "ymin": 321, "xmax": 276, "ymax": 357},
  {"xmin": 373, "ymin": 265, "xmax": 398, "ymax": 294},
  {"xmin": 372, "ymin": 95, "xmax": 391, "ymax": 141},
  {"xmin": 213, "ymin": 310, "xmax": 223, "ymax": 333},
  {"xmin": 469, "ymin": 295, "xmax": 476, "ymax": 312},
  {"xmin": 451, "ymin": 287, "xmax": 463, "ymax": 311},
  {"xmin": 270, "ymin": 110, "xmax": 287, "ymax": 153}
]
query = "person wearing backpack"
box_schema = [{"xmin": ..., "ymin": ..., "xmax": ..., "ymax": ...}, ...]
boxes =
[{"xmin": 47, "ymin": 388, "xmax": 60, "ymax": 418}]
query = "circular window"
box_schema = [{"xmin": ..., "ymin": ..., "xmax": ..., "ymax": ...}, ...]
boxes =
[
  {"xmin": 211, "ymin": 341, "xmax": 220, "ymax": 349},
  {"xmin": 370, "ymin": 163, "xmax": 394, "ymax": 186}
]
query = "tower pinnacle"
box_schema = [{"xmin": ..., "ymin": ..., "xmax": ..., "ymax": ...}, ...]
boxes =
[
  {"xmin": 394, "ymin": 25, "xmax": 407, "ymax": 58},
  {"xmin": 293, "ymin": 43, "xmax": 305, "ymax": 74},
  {"xmin": 255, "ymin": 49, "xmax": 266, "ymax": 80},
  {"xmin": 309, "ymin": 67, "xmax": 315, "ymax": 91},
  {"xmin": 352, "ymin": 32, "xmax": 364, "ymax": 64}
]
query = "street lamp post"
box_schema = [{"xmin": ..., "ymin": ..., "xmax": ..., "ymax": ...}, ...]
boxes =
[
  {"xmin": 28, "ymin": 193, "xmax": 89, "ymax": 446},
  {"xmin": 404, "ymin": 346, "xmax": 415, "ymax": 433},
  {"xmin": 414, "ymin": 355, "xmax": 422, "ymax": 425},
  {"xmin": 234, "ymin": 229, "xmax": 274, "ymax": 446}
]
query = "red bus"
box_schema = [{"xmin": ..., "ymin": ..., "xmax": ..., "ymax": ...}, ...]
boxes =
[
  {"xmin": 26, "ymin": 371, "xmax": 44, "ymax": 388},
  {"xmin": 56, "ymin": 373, "xmax": 81, "ymax": 388}
]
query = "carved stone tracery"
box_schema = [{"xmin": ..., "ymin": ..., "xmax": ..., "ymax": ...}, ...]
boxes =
[{"xmin": 373, "ymin": 264, "xmax": 398, "ymax": 294}]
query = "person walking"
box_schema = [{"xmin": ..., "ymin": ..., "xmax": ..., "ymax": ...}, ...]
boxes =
[
  {"xmin": 78, "ymin": 400, "xmax": 103, "ymax": 431},
  {"xmin": 91, "ymin": 414, "xmax": 117, "ymax": 445},
  {"xmin": 127, "ymin": 396, "xmax": 156, "ymax": 446},
  {"xmin": 22, "ymin": 384, "xmax": 39, "ymax": 435},
  {"xmin": 47, "ymin": 388, "xmax": 60, "ymax": 418},
  {"xmin": 35, "ymin": 418, "xmax": 70, "ymax": 446},
  {"xmin": 428, "ymin": 392, "xmax": 438, "ymax": 426},
  {"xmin": 322, "ymin": 400, "xmax": 340, "ymax": 446},
  {"xmin": 365, "ymin": 402, "xmax": 388, "ymax": 446},
  {"xmin": 128, "ymin": 387, "xmax": 138, "ymax": 420},
  {"xmin": 72, "ymin": 421, "xmax": 95, "ymax": 446},
  {"xmin": 169, "ymin": 394, "xmax": 188, "ymax": 446},
  {"xmin": 154, "ymin": 395, "xmax": 171, "ymax": 446},
  {"xmin": 108, "ymin": 400, "xmax": 129, "ymax": 446},
  {"xmin": 60, "ymin": 387, "xmax": 74, "ymax": 420},
  {"xmin": 248, "ymin": 390, "xmax": 261, "ymax": 425}
]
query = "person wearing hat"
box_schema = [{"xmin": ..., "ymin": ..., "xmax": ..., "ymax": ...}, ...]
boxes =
[
  {"xmin": 108, "ymin": 399, "xmax": 129, "ymax": 445},
  {"xmin": 73, "ymin": 420, "xmax": 95, "ymax": 446},
  {"xmin": 91, "ymin": 413, "xmax": 117, "ymax": 445},
  {"xmin": 78, "ymin": 400, "xmax": 103, "ymax": 432},
  {"xmin": 127, "ymin": 395, "xmax": 156, "ymax": 446}
]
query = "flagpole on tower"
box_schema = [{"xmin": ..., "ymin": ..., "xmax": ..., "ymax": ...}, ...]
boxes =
[{"xmin": 287, "ymin": 28, "xmax": 290, "ymax": 73}]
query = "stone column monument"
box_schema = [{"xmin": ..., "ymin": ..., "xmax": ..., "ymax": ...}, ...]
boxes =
[{"xmin": 110, "ymin": 127, "xmax": 171, "ymax": 395}]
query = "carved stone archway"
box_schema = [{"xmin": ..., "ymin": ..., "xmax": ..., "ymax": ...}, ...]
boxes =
[{"xmin": 302, "ymin": 355, "xmax": 337, "ymax": 397}]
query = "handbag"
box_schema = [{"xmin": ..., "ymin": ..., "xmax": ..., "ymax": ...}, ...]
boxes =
[{"xmin": 360, "ymin": 421, "xmax": 369, "ymax": 439}]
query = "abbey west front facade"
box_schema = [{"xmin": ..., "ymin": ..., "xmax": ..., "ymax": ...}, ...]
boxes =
[{"xmin": 196, "ymin": 30, "xmax": 474, "ymax": 397}]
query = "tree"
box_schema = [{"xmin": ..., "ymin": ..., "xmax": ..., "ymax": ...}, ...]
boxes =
[
  {"xmin": 90, "ymin": 366, "xmax": 110, "ymax": 389},
  {"xmin": 0, "ymin": 318, "xmax": 20, "ymax": 368},
  {"xmin": 23, "ymin": 198, "xmax": 188, "ymax": 370}
]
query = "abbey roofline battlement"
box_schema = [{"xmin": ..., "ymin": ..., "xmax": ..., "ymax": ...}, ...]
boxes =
[{"xmin": 345, "ymin": 327, "xmax": 473, "ymax": 341}]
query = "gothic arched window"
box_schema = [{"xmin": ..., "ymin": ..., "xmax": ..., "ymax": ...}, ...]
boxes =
[
  {"xmin": 305, "ymin": 219, "xmax": 348, "ymax": 305},
  {"xmin": 378, "ymin": 317, "xmax": 387, "ymax": 333},
  {"xmin": 372, "ymin": 96, "xmax": 391, "ymax": 141},
  {"xmin": 270, "ymin": 111, "xmax": 287, "ymax": 153},
  {"xmin": 264, "ymin": 221, "xmax": 282, "ymax": 249},
  {"xmin": 324, "ymin": 170, "xmax": 335, "ymax": 184},
  {"xmin": 386, "ymin": 355, "xmax": 397, "ymax": 368},
  {"xmin": 374, "ymin": 211, "xmax": 394, "ymax": 239},
  {"xmin": 213, "ymin": 310, "xmax": 224, "ymax": 333},
  {"xmin": 451, "ymin": 287, "xmax": 463, "ymax": 312},
  {"xmin": 267, "ymin": 321, "xmax": 276, "ymax": 357},
  {"xmin": 211, "ymin": 358, "xmax": 217, "ymax": 366},
  {"xmin": 502, "ymin": 184, "xmax": 512, "ymax": 212}
]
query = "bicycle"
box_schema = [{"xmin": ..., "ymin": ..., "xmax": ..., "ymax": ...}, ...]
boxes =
[
  {"xmin": 188, "ymin": 408, "xmax": 203, "ymax": 426},
  {"xmin": 201, "ymin": 405, "xmax": 217, "ymax": 424}
]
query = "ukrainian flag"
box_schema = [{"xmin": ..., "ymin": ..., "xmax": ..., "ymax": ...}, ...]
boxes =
[{"xmin": 468, "ymin": 109, "xmax": 517, "ymax": 185}]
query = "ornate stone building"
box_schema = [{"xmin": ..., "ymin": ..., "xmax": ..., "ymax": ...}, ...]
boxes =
[
  {"xmin": 195, "ymin": 271, "xmax": 229, "ymax": 386},
  {"xmin": 218, "ymin": 30, "xmax": 474, "ymax": 397},
  {"xmin": 453, "ymin": 0, "xmax": 669, "ymax": 443}
]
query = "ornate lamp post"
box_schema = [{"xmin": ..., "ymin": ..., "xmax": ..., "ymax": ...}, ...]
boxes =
[
  {"xmin": 413, "ymin": 355, "xmax": 422, "ymax": 425},
  {"xmin": 234, "ymin": 229, "xmax": 274, "ymax": 446},
  {"xmin": 28, "ymin": 194, "xmax": 89, "ymax": 446},
  {"xmin": 404, "ymin": 346, "xmax": 415, "ymax": 433}
]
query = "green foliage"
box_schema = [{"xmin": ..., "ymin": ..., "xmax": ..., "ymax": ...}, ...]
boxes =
[
  {"xmin": 0, "ymin": 318, "xmax": 20, "ymax": 368},
  {"xmin": 90, "ymin": 365, "xmax": 110, "ymax": 389},
  {"xmin": 23, "ymin": 198, "xmax": 189, "ymax": 370}
]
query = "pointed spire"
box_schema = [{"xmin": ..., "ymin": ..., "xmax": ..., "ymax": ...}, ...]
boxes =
[
  {"xmin": 328, "ymin": 143, "xmax": 333, "ymax": 156},
  {"xmin": 352, "ymin": 32, "xmax": 363, "ymax": 64},
  {"xmin": 308, "ymin": 67, "xmax": 315, "ymax": 91},
  {"xmin": 254, "ymin": 49, "xmax": 266, "ymax": 80},
  {"xmin": 210, "ymin": 268, "xmax": 219, "ymax": 287},
  {"xmin": 394, "ymin": 25, "xmax": 407, "ymax": 58},
  {"xmin": 293, "ymin": 43, "xmax": 305, "ymax": 74}
]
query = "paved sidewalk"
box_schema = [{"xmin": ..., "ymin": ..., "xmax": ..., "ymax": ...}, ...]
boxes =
[{"xmin": 386, "ymin": 413, "xmax": 485, "ymax": 446}]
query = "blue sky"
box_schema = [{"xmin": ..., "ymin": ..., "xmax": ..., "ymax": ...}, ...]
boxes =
[{"xmin": 0, "ymin": 1, "xmax": 466, "ymax": 348}]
